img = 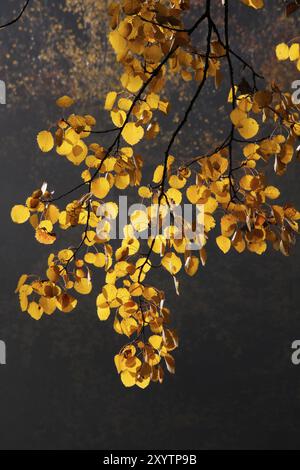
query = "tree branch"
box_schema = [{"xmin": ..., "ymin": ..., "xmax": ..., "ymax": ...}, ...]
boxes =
[{"xmin": 0, "ymin": 0, "xmax": 30, "ymax": 29}]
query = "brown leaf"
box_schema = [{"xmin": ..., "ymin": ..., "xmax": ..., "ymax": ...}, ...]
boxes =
[{"xmin": 286, "ymin": 2, "xmax": 300, "ymax": 16}]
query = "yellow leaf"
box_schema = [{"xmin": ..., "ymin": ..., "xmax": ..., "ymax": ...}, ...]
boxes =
[
  {"xmin": 121, "ymin": 73, "xmax": 143, "ymax": 93},
  {"xmin": 84, "ymin": 252, "xmax": 96, "ymax": 264},
  {"xmin": 121, "ymin": 123, "xmax": 144, "ymax": 146},
  {"xmin": 56, "ymin": 95, "xmax": 74, "ymax": 108},
  {"xmin": 15, "ymin": 274, "xmax": 28, "ymax": 293},
  {"xmin": 276, "ymin": 43, "xmax": 289, "ymax": 61},
  {"xmin": 37, "ymin": 131, "xmax": 54, "ymax": 152},
  {"xmin": 138, "ymin": 186, "xmax": 152, "ymax": 198},
  {"xmin": 242, "ymin": 0, "xmax": 264, "ymax": 9},
  {"xmin": 153, "ymin": 165, "xmax": 164, "ymax": 184},
  {"xmin": 74, "ymin": 278, "xmax": 92, "ymax": 295},
  {"xmin": 265, "ymin": 186, "xmax": 280, "ymax": 200},
  {"xmin": 136, "ymin": 376, "xmax": 151, "ymax": 389},
  {"xmin": 11, "ymin": 205, "xmax": 30, "ymax": 224},
  {"xmin": 250, "ymin": 0, "xmax": 264, "ymax": 9},
  {"xmin": 58, "ymin": 249, "xmax": 73, "ymax": 264},
  {"xmin": 91, "ymin": 177, "xmax": 110, "ymax": 199},
  {"xmin": 39, "ymin": 296, "xmax": 57, "ymax": 315},
  {"xmin": 221, "ymin": 214, "xmax": 237, "ymax": 237},
  {"xmin": 184, "ymin": 256, "xmax": 199, "ymax": 276},
  {"xmin": 130, "ymin": 210, "xmax": 148, "ymax": 232},
  {"xmin": 115, "ymin": 172, "xmax": 130, "ymax": 189},
  {"xmin": 169, "ymin": 174, "xmax": 186, "ymax": 189},
  {"xmin": 238, "ymin": 118, "xmax": 259, "ymax": 139},
  {"xmin": 94, "ymin": 253, "xmax": 106, "ymax": 268},
  {"xmin": 216, "ymin": 235, "xmax": 231, "ymax": 254},
  {"xmin": 45, "ymin": 204, "xmax": 60, "ymax": 224},
  {"xmin": 289, "ymin": 43, "xmax": 300, "ymax": 61},
  {"xmin": 120, "ymin": 370, "xmax": 136, "ymax": 387},
  {"xmin": 162, "ymin": 252, "xmax": 182, "ymax": 275},
  {"xmin": 109, "ymin": 30, "xmax": 128, "ymax": 60},
  {"xmin": 239, "ymin": 174, "xmax": 255, "ymax": 190},
  {"xmin": 97, "ymin": 306, "xmax": 111, "ymax": 321},
  {"xmin": 149, "ymin": 335, "xmax": 162, "ymax": 350},
  {"xmin": 118, "ymin": 97, "xmax": 132, "ymax": 111},
  {"xmin": 166, "ymin": 188, "xmax": 182, "ymax": 205},
  {"xmin": 56, "ymin": 293, "xmax": 77, "ymax": 313},
  {"xmin": 111, "ymin": 109, "xmax": 126, "ymax": 128},
  {"xmin": 103, "ymin": 284, "xmax": 117, "ymax": 302},
  {"xmin": 28, "ymin": 301, "xmax": 43, "ymax": 320},
  {"xmin": 230, "ymin": 108, "xmax": 247, "ymax": 126},
  {"xmin": 35, "ymin": 228, "xmax": 56, "ymax": 245},
  {"xmin": 186, "ymin": 185, "xmax": 201, "ymax": 204},
  {"xmin": 248, "ymin": 241, "xmax": 267, "ymax": 255},
  {"xmin": 105, "ymin": 91, "xmax": 117, "ymax": 111}
]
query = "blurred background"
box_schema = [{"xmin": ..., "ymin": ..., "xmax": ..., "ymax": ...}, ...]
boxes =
[{"xmin": 1, "ymin": 0, "xmax": 300, "ymax": 450}]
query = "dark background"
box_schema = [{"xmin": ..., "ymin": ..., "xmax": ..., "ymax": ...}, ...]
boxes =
[{"xmin": 1, "ymin": 0, "xmax": 300, "ymax": 450}]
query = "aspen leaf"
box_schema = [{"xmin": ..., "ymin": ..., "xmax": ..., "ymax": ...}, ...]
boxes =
[
  {"xmin": 186, "ymin": 185, "xmax": 201, "ymax": 204},
  {"xmin": 265, "ymin": 186, "xmax": 280, "ymax": 199},
  {"xmin": 121, "ymin": 123, "xmax": 144, "ymax": 145},
  {"xmin": 164, "ymin": 354, "xmax": 175, "ymax": 374},
  {"xmin": 221, "ymin": 214, "xmax": 237, "ymax": 237},
  {"xmin": 166, "ymin": 188, "xmax": 182, "ymax": 205},
  {"xmin": 121, "ymin": 73, "xmax": 143, "ymax": 93},
  {"xmin": 276, "ymin": 43, "xmax": 289, "ymax": 61},
  {"xmin": 109, "ymin": 30, "xmax": 128, "ymax": 60},
  {"xmin": 248, "ymin": 241, "xmax": 267, "ymax": 255},
  {"xmin": 94, "ymin": 253, "xmax": 106, "ymax": 268},
  {"xmin": 130, "ymin": 210, "xmax": 148, "ymax": 232},
  {"xmin": 230, "ymin": 108, "xmax": 247, "ymax": 126},
  {"xmin": 105, "ymin": 91, "xmax": 117, "ymax": 110},
  {"xmin": 37, "ymin": 131, "xmax": 54, "ymax": 152},
  {"xmin": 56, "ymin": 294, "xmax": 77, "ymax": 313},
  {"xmin": 28, "ymin": 302, "xmax": 43, "ymax": 321},
  {"xmin": 169, "ymin": 175, "xmax": 186, "ymax": 189},
  {"xmin": 91, "ymin": 177, "xmax": 110, "ymax": 199},
  {"xmin": 185, "ymin": 256, "xmax": 199, "ymax": 276},
  {"xmin": 289, "ymin": 43, "xmax": 300, "ymax": 61},
  {"xmin": 138, "ymin": 186, "xmax": 152, "ymax": 198},
  {"xmin": 242, "ymin": 0, "xmax": 264, "ymax": 9},
  {"xmin": 162, "ymin": 252, "xmax": 182, "ymax": 275},
  {"xmin": 136, "ymin": 376, "xmax": 151, "ymax": 389},
  {"xmin": 120, "ymin": 370, "xmax": 136, "ymax": 387},
  {"xmin": 103, "ymin": 284, "xmax": 117, "ymax": 302},
  {"xmin": 74, "ymin": 278, "xmax": 92, "ymax": 295},
  {"xmin": 56, "ymin": 95, "xmax": 74, "ymax": 108},
  {"xmin": 45, "ymin": 205, "xmax": 60, "ymax": 224},
  {"xmin": 240, "ymin": 174, "xmax": 254, "ymax": 190},
  {"xmin": 39, "ymin": 297, "xmax": 56, "ymax": 315},
  {"xmin": 97, "ymin": 306, "xmax": 111, "ymax": 321},
  {"xmin": 15, "ymin": 274, "xmax": 28, "ymax": 293},
  {"xmin": 118, "ymin": 97, "xmax": 132, "ymax": 111},
  {"xmin": 253, "ymin": 90, "xmax": 272, "ymax": 108},
  {"xmin": 111, "ymin": 109, "xmax": 126, "ymax": 127},
  {"xmin": 11, "ymin": 205, "xmax": 30, "ymax": 224},
  {"xmin": 149, "ymin": 335, "xmax": 162, "ymax": 350},
  {"xmin": 216, "ymin": 235, "xmax": 231, "ymax": 254},
  {"xmin": 238, "ymin": 118, "xmax": 259, "ymax": 139},
  {"xmin": 35, "ymin": 228, "xmax": 56, "ymax": 245},
  {"xmin": 153, "ymin": 165, "xmax": 164, "ymax": 184},
  {"xmin": 115, "ymin": 172, "xmax": 130, "ymax": 189},
  {"xmin": 84, "ymin": 252, "xmax": 96, "ymax": 264}
]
